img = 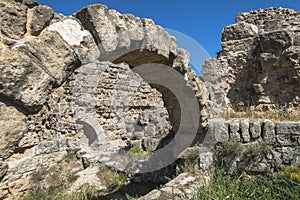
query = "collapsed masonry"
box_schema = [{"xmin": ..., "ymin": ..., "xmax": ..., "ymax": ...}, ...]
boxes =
[{"xmin": 203, "ymin": 7, "xmax": 300, "ymax": 116}]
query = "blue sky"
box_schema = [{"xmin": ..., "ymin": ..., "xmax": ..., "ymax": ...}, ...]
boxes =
[{"xmin": 36, "ymin": 0, "xmax": 300, "ymax": 74}]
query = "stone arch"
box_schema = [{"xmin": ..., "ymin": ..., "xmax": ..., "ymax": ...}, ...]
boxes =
[{"xmin": 74, "ymin": 4, "xmax": 209, "ymax": 147}]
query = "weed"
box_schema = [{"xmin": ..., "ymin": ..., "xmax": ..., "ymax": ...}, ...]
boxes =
[
  {"xmin": 128, "ymin": 146, "xmax": 144, "ymax": 155},
  {"xmin": 242, "ymin": 142, "xmax": 271, "ymax": 161},
  {"xmin": 97, "ymin": 164, "xmax": 127, "ymax": 192},
  {"xmin": 67, "ymin": 172, "xmax": 80, "ymax": 184},
  {"xmin": 107, "ymin": 173, "xmax": 127, "ymax": 191},
  {"xmin": 146, "ymin": 148, "xmax": 152, "ymax": 155},
  {"xmin": 283, "ymin": 164, "xmax": 300, "ymax": 183},
  {"xmin": 215, "ymin": 141, "xmax": 272, "ymax": 175},
  {"xmin": 74, "ymin": 183, "xmax": 99, "ymax": 199},
  {"xmin": 214, "ymin": 140, "xmax": 243, "ymax": 168},
  {"xmin": 23, "ymin": 152, "xmax": 83, "ymax": 200},
  {"xmin": 176, "ymin": 147, "xmax": 200, "ymax": 175}
]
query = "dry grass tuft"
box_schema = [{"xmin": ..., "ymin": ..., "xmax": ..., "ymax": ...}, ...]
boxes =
[{"xmin": 225, "ymin": 104, "xmax": 300, "ymax": 122}]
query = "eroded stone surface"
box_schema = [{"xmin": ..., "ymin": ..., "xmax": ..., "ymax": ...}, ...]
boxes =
[
  {"xmin": 0, "ymin": 45, "xmax": 52, "ymax": 112},
  {"xmin": 21, "ymin": 30, "xmax": 80, "ymax": 86},
  {"xmin": 276, "ymin": 122, "xmax": 300, "ymax": 145},
  {"xmin": 75, "ymin": 5, "xmax": 177, "ymax": 59},
  {"xmin": 26, "ymin": 5, "xmax": 54, "ymax": 36},
  {"xmin": 0, "ymin": 162, "xmax": 8, "ymax": 182},
  {"xmin": 47, "ymin": 18, "xmax": 100, "ymax": 62},
  {"xmin": 139, "ymin": 172, "xmax": 202, "ymax": 200},
  {"xmin": 202, "ymin": 7, "xmax": 300, "ymax": 117},
  {"xmin": 0, "ymin": 102, "xmax": 27, "ymax": 160},
  {"xmin": 0, "ymin": 0, "xmax": 28, "ymax": 43}
]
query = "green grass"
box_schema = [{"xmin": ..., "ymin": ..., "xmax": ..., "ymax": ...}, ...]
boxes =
[
  {"xmin": 128, "ymin": 146, "xmax": 144, "ymax": 155},
  {"xmin": 96, "ymin": 164, "xmax": 127, "ymax": 192},
  {"xmin": 196, "ymin": 167, "xmax": 300, "ymax": 200}
]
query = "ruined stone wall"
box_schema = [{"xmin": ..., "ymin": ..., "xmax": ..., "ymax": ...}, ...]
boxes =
[
  {"xmin": 1, "ymin": 1, "xmax": 300, "ymax": 199},
  {"xmin": 202, "ymin": 8, "xmax": 300, "ymax": 117},
  {"xmin": 69, "ymin": 61, "xmax": 172, "ymax": 151},
  {"xmin": 207, "ymin": 118, "xmax": 300, "ymax": 173},
  {"xmin": 0, "ymin": 0, "xmax": 209, "ymax": 198}
]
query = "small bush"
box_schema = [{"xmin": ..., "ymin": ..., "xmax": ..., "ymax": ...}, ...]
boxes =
[
  {"xmin": 242, "ymin": 142, "xmax": 271, "ymax": 163},
  {"xmin": 214, "ymin": 140, "xmax": 243, "ymax": 170},
  {"xmin": 215, "ymin": 141, "xmax": 271, "ymax": 175}
]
